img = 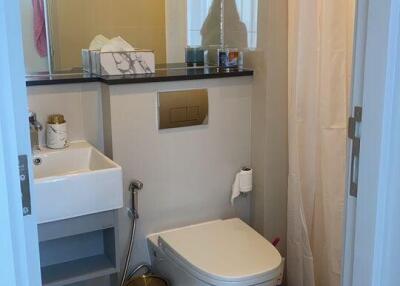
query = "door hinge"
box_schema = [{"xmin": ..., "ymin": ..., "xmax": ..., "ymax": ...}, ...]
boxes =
[
  {"xmin": 348, "ymin": 106, "xmax": 362, "ymax": 197},
  {"xmin": 18, "ymin": 155, "xmax": 31, "ymax": 216}
]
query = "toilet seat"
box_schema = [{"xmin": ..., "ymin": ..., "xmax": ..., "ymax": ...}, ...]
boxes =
[{"xmin": 157, "ymin": 218, "xmax": 282, "ymax": 285}]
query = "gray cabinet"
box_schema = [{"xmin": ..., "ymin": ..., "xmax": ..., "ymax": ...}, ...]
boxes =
[{"xmin": 38, "ymin": 211, "xmax": 120, "ymax": 286}]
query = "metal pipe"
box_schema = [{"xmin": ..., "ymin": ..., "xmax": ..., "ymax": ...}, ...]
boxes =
[{"xmin": 120, "ymin": 180, "xmax": 144, "ymax": 286}]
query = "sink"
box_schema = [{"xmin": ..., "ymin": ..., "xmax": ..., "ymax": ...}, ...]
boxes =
[{"xmin": 33, "ymin": 141, "xmax": 123, "ymax": 224}]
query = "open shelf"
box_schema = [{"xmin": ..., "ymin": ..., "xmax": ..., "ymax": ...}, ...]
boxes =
[
  {"xmin": 38, "ymin": 216, "xmax": 119, "ymax": 286},
  {"xmin": 41, "ymin": 254, "xmax": 117, "ymax": 286}
]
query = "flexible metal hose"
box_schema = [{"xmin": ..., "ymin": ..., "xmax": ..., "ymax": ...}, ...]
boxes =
[
  {"xmin": 120, "ymin": 181, "xmax": 144, "ymax": 286},
  {"xmin": 120, "ymin": 210, "xmax": 137, "ymax": 286}
]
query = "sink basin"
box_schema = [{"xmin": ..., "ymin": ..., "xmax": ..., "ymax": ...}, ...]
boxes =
[{"xmin": 33, "ymin": 141, "xmax": 123, "ymax": 224}]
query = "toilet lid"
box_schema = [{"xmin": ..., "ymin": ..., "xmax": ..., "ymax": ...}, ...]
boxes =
[{"xmin": 158, "ymin": 218, "xmax": 282, "ymax": 284}]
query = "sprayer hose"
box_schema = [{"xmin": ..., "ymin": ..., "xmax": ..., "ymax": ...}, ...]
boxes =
[{"xmin": 120, "ymin": 214, "xmax": 137, "ymax": 286}]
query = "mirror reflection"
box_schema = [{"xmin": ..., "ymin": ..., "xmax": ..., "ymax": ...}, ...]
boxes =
[{"xmin": 21, "ymin": 0, "xmax": 259, "ymax": 74}]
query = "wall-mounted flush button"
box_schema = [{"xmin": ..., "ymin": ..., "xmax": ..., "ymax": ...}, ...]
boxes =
[
  {"xmin": 170, "ymin": 107, "xmax": 188, "ymax": 123},
  {"xmin": 158, "ymin": 89, "xmax": 208, "ymax": 129},
  {"xmin": 187, "ymin": 106, "xmax": 200, "ymax": 121}
]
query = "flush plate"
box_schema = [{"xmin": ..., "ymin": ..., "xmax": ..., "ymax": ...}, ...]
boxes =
[{"xmin": 158, "ymin": 89, "xmax": 208, "ymax": 129}]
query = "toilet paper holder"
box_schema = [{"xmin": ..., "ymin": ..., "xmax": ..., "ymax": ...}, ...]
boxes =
[{"xmin": 231, "ymin": 166, "xmax": 253, "ymax": 204}]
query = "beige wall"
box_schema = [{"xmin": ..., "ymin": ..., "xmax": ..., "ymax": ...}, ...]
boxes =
[
  {"xmin": 20, "ymin": 0, "xmax": 187, "ymax": 73},
  {"xmin": 246, "ymin": 0, "xmax": 289, "ymax": 257},
  {"xmin": 49, "ymin": 0, "xmax": 167, "ymax": 71},
  {"xmin": 165, "ymin": 0, "xmax": 187, "ymax": 63}
]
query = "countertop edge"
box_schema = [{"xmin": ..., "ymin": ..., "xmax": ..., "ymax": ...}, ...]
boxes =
[{"xmin": 26, "ymin": 69, "xmax": 254, "ymax": 87}]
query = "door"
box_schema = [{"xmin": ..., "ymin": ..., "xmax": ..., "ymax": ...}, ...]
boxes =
[
  {"xmin": 342, "ymin": 0, "xmax": 400, "ymax": 285},
  {"xmin": 341, "ymin": 0, "xmax": 366, "ymax": 284},
  {"xmin": 0, "ymin": 0, "xmax": 42, "ymax": 285}
]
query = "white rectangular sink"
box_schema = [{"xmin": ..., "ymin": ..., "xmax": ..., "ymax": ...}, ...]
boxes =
[{"xmin": 33, "ymin": 141, "xmax": 123, "ymax": 224}]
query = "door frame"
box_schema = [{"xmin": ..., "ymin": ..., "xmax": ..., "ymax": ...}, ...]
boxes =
[
  {"xmin": 0, "ymin": 135, "xmax": 29, "ymax": 286},
  {"xmin": 0, "ymin": 0, "xmax": 42, "ymax": 285},
  {"xmin": 342, "ymin": 0, "xmax": 368, "ymax": 284},
  {"xmin": 342, "ymin": 0, "xmax": 400, "ymax": 285}
]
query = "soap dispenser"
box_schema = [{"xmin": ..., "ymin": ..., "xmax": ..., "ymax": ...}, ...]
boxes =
[{"xmin": 46, "ymin": 114, "xmax": 68, "ymax": 149}]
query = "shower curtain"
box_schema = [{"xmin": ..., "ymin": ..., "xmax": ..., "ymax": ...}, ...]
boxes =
[{"xmin": 287, "ymin": 0, "xmax": 355, "ymax": 286}]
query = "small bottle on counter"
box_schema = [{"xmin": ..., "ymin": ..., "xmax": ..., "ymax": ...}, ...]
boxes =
[
  {"xmin": 185, "ymin": 46, "xmax": 205, "ymax": 67},
  {"xmin": 218, "ymin": 48, "xmax": 242, "ymax": 69},
  {"xmin": 46, "ymin": 114, "xmax": 68, "ymax": 149}
]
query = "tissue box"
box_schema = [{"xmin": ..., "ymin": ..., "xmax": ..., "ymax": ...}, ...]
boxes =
[{"xmin": 87, "ymin": 50, "xmax": 155, "ymax": 75}]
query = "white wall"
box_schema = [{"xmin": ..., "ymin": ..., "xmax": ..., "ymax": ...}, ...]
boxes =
[
  {"xmin": 27, "ymin": 83, "xmax": 104, "ymax": 151},
  {"xmin": 106, "ymin": 78, "xmax": 253, "ymax": 264},
  {"xmin": 246, "ymin": 0, "xmax": 289, "ymax": 256},
  {"xmin": 19, "ymin": 0, "xmax": 49, "ymax": 73},
  {"xmin": 27, "ymin": 77, "xmax": 253, "ymax": 268}
]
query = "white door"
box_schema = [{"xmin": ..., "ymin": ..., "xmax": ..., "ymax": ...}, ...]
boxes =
[
  {"xmin": 0, "ymin": 0, "xmax": 42, "ymax": 285},
  {"xmin": 341, "ymin": 0, "xmax": 366, "ymax": 284},
  {"xmin": 342, "ymin": 0, "xmax": 400, "ymax": 285}
]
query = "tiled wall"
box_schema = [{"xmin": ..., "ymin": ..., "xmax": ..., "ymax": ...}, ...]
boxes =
[
  {"xmin": 27, "ymin": 83, "xmax": 104, "ymax": 151},
  {"xmin": 106, "ymin": 77, "xmax": 253, "ymax": 264},
  {"xmin": 27, "ymin": 77, "xmax": 253, "ymax": 266}
]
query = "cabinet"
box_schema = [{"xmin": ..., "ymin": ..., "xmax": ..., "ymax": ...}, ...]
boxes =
[{"xmin": 38, "ymin": 211, "xmax": 120, "ymax": 286}]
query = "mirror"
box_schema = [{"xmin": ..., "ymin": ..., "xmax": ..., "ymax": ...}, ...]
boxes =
[{"xmin": 21, "ymin": 0, "xmax": 259, "ymax": 74}]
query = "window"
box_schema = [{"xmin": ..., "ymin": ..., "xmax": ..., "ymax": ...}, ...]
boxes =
[
  {"xmin": 235, "ymin": 0, "xmax": 258, "ymax": 49},
  {"xmin": 187, "ymin": 0, "xmax": 214, "ymax": 47},
  {"xmin": 187, "ymin": 0, "xmax": 258, "ymax": 49}
]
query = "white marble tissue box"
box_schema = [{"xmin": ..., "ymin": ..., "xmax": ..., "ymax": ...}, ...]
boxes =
[{"xmin": 87, "ymin": 50, "xmax": 155, "ymax": 75}]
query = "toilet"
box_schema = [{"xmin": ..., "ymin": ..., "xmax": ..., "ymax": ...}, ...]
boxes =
[{"xmin": 147, "ymin": 218, "xmax": 283, "ymax": 286}]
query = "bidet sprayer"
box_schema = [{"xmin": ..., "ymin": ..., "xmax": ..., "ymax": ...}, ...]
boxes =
[{"xmin": 129, "ymin": 180, "xmax": 143, "ymax": 219}]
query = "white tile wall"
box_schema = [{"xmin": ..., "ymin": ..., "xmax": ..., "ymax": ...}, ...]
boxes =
[
  {"xmin": 27, "ymin": 83, "xmax": 104, "ymax": 151},
  {"xmin": 107, "ymin": 77, "xmax": 253, "ymax": 264},
  {"xmin": 27, "ymin": 77, "xmax": 253, "ymax": 266}
]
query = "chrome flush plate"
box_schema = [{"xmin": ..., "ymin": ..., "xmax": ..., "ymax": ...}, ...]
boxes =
[{"xmin": 158, "ymin": 89, "xmax": 209, "ymax": 130}]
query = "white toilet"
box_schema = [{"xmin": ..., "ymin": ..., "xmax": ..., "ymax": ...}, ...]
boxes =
[{"xmin": 147, "ymin": 218, "xmax": 283, "ymax": 286}]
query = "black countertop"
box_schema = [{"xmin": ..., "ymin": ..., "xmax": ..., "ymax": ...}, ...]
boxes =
[{"xmin": 26, "ymin": 66, "xmax": 253, "ymax": 87}]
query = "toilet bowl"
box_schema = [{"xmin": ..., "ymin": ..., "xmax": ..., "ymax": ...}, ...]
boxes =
[{"xmin": 147, "ymin": 218, "xmax": 283, "ymax": 286}]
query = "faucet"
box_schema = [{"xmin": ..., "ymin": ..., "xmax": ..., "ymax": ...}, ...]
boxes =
[{"xmin": 29, "ymin": 111, "xmax": 42, "ymax": 152}]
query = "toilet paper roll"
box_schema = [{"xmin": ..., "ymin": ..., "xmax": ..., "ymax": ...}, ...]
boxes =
[{"xmin": 231, "ymin": 167, "xmax": 253, "ymax": 204}]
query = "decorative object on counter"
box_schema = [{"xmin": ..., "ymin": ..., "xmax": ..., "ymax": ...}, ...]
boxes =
[
  {"xmin": 91, "ymin": 50, "xmax": 155, "ymax": 76},
  {"xmin": 185, "ymin": 46, "xmax": 205, "ymax": 66},
  {"xmin": 82, "ymin": 35, "xmax": 155, "ymax": 75},
  {"xmin": 218, "ymin": 48, "xmax": 243, "ymax": 69},
  {"xmin": 46, "ymin": 114, "xmax": 68, "ymax": 149},
  {"xmin": 204, "ymin": 45, "xmax": 220, "ymax": 67},
  {"xmin": 82, "ymin": 49, "xmax": 91, "ymax": 73}
]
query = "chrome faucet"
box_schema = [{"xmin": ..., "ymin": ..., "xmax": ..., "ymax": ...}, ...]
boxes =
[{"xmin": 29, "ymin": 112, "xmax": 42, "ymax": 152}]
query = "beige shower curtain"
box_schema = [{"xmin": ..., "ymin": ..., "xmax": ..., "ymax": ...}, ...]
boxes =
[{"xmin": 287, "ymin": 0, "xmax": 355, "ymax": 286}]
